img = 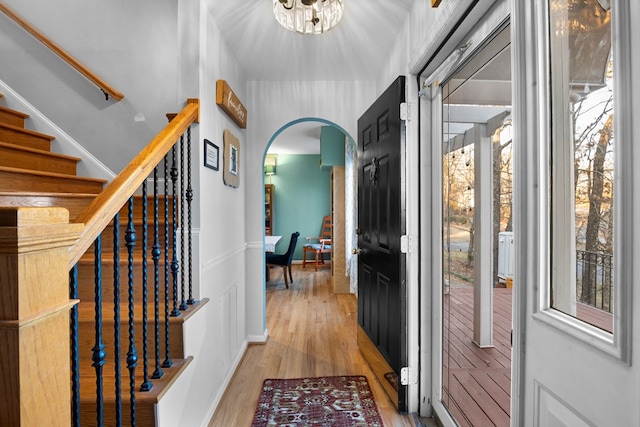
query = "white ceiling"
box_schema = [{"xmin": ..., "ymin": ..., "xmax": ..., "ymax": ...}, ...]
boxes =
[
  {"xmin": 207, "ymin": 2, "xmax": 514, "ymax": 156},
  {"xmin": 207, "ymin": 1, "xmax": 415, "ymax": 155},
  {"xmin": 207, "ymin": 1, "xmax": 415, "ymax": 82}
]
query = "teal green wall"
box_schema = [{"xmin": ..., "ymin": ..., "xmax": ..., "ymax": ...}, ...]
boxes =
[
  {"xmin": 267, "ymin": 154, "xmax": 331, "ymax": 261},
  {"xmin": 320, "ymin": 126, "xmax": 345, "ymax": 169}
]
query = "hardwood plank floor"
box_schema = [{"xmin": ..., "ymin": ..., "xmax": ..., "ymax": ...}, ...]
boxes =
[{"xmin": 208, "ymin": 264, "xmax": 416, "ymax": 426}]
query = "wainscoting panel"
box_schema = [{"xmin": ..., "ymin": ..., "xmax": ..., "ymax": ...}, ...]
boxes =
[{"xmin": 218, "ymin": 282, "xmax": 239, "ymax": 380}]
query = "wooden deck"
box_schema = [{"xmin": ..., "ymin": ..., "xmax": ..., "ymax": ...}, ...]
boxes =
[
  {"xmin": 442, "ymin": 286, "xmax": 613, "ymax": 427},
  {"xmin": 443, "ymin": 287, "xmax": 512, "ymax": 427}
]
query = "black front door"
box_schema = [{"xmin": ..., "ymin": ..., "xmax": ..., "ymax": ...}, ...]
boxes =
[{"xmin": 357, "ymin": 76, "xmax": 407, "ymax": 410}]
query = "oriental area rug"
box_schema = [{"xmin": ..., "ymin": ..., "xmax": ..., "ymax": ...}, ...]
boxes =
[{"xmin": 251, "ymin": 375, "xmax": 384, "ymax": 427}]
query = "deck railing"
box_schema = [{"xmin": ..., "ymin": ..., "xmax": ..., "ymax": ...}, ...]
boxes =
[
  {"xmin": 576, "ymin": 249, "xmax": 613, "ymax": 313},
  {"xmin": 69, "ymin": 99, "xmax": 199, "ymax": 425}
]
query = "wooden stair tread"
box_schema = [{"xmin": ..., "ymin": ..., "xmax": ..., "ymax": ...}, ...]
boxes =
[
  {"xmin": 78, "ymin": 356, "xmax": 192, "ymax": 405},
  {"xmin": 0, "ymin": 166, "xmax": 106, "ymax": 194},
  {"xmin": 76, "ymin": 298, "xmax": 208, "ymax": 324},
  {"xmin": 0, "ymin": 140, "xmax": 80, "ymax": 161},
  {"xmin": 0, "ymin": 122, "xmax": 54, "ymax": 140},
  {"xmin": 0, "ymin": 105, "xmax": 29, "ymax": 119},
  {"xmin": 0, "ymin": 141, "xmax": 80, "ymax": 175},
  {"xmin": 0, "ymin": 122, "xmax": 54, "ymax": 151},
  {"xmin": 0, "ymin": 165, "xmax": 105, "ymax": 181}
]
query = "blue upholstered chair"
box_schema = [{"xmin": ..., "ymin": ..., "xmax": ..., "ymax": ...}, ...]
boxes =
[
  {"xmin": 302, "ymin": 215, "xmax": 332, "ymax": 271},
  {"xmin": 266, "ymin": 231, "xmax": 300, "ymax": 288}
]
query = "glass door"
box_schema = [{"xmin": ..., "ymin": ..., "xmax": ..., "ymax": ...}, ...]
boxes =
[{"xmin": 440, "ymin": 24, "xmax": 512, "ymax": 427}]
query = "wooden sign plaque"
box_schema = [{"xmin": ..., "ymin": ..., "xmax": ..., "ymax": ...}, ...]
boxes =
[{"xmin": 216, "ymin": 80, "xmax": 247, "ymax": 129}]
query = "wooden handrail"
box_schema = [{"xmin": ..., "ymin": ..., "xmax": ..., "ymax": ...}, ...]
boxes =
[
  {"xmin": 0, "ymin": 2, "xmax": 124, "ymax": 101},
  {"xmin": 68, "ymin": 99, "xmax": 199, "ymax": 268}
]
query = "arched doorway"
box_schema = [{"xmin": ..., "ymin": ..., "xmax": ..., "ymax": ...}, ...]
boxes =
[{"xmin": 261, "ymin": 117, "xmax": 357, "ymax": 295}]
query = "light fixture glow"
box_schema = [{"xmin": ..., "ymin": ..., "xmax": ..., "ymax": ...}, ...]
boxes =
[
  {"xmin": 273, "ymin": 0, "xmax": 343, "ymax": 35},
  {"xmin": 264, "ymin": 155, "xmax": 277, "ymax": 175}
]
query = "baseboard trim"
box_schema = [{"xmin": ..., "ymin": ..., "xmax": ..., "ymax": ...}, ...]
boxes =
[{"xmin": 199, "ymin": 339, "xmax": 249, "ymax": 427}]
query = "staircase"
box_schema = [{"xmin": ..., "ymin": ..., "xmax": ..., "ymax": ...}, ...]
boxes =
[{"xmin": 0, "ymin": 94, "xmax": 204, "ymax": 426}]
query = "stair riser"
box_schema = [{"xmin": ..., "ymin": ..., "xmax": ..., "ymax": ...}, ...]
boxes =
[
  {"xmin": 80, "ymin": 402, "xmax": 156, "ymax": 427},
  {"xmin": 77, "ymin": 320, "xmax": 185, "ymax": 369},
  {"xmin": 78, "ymin": 358, "xmax": 193, "ymax": 427},
  {"xmin": 91, "ymin": 225, "xmax": 175, "ymax": 250},
  {"xmin": 0, "ymin": 108, "xmax": 27, "ymax": 128},
  {"xmin": 0, "ymin": 170, "xmax": 104, "ymax": 193},
  {"xmin": 76, "ymin": 262, "xmax": 180, "ymax": 305},
  {"xmin": 0, "ymin": 144, "xmax": 77, "ymax": 174},
  {"xmin": 0, "ymin": 126, "xmax": 51, "ymax": 151}
]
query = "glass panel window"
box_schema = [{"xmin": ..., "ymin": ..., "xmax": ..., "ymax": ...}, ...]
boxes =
[{"xmin": 548, "ymin": 0, "xmax": 613, "ymax": 332}]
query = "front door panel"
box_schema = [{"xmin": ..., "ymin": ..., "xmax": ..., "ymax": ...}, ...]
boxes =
[{"xmin": 357, "ymin": 76, "xmax": 406, "ymax": 411}]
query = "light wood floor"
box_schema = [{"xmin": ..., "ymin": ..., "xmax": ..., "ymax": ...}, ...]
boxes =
[{"xmin": 208, "ymin": 264, "xmax": 417, "ymax": 426}]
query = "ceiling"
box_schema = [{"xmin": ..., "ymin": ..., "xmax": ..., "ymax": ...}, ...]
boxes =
[
  {"xmin": 207, "ymin": 1, "xmax": 415, "ymax": 82},
  {"xmin": 207, "ymin": 1, "xmax": 415, "ymax": 155}
]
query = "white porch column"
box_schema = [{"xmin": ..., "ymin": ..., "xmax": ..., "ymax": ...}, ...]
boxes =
[{"xmin": 473, "ymin": 125, "xmax": 494, "ymax": 348}]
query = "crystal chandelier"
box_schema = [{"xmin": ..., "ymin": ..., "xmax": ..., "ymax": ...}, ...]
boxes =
[{"xmin": 273, "ymin": 0, "xmax": 344, "ymax": 35}]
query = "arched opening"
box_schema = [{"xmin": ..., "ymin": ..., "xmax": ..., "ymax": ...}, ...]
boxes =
[{"xmin": 261, "ymin": 116, "xmax": 357, "ymax": 297}]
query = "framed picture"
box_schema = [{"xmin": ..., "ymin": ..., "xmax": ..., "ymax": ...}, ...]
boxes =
[
  {"xmin": 230, "ymin": 144, "xmax": 238, "ymax": 175},
  {"xmin": 223, "ymin": 129, "xmax": 240, "ymax": 188},
  {"xmin": 204, "ymin": 139, "xmax": 219, "ymax": 171}
]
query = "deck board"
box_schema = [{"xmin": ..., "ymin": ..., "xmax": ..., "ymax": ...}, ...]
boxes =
[{"xmin": 442, "ymin": 286, "xmax": 613, "ymax": 426}]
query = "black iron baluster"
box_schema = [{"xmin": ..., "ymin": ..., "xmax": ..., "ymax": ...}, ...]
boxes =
[
  {"xmin": 152, "ymin": 168, "xmax": 164, "ymax": 379},
  {"xmin": 125, "ymin": 197, "xmax": 138, "ymax": 425},
  {"xmin": 170, "ymin": 145, "xmax": 181, "ymax": 317},
  {"xmin": 163, "ymin": 155, "xmax": 173, "ymax": 368},
  {"xmin": 140, "ymin": 182, "xmax": 152, "ymax": 392},
  {"xmin": 180, "ymin": 134, "xmax": 187, "ymax": 311},
  {"xmin": 112, "ymin": 213, "xmax": 122, "ymax": 426},
  {"xmin": 187, "ymin": 127, "xmax": 195, "ymax": 305},
  {"xmin": 70, "ymin": 265, "xmax": 80, "ymax": 427},
  {"xmin": 92, "ymin": 234, "xmax": 106, "ymax": 427}
]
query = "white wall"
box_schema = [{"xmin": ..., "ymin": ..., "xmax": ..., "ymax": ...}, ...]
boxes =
[
  {"xmin": 158, "ymin": 2, "xmax": 250, "ymax": 425},
  {"xmin": 0, "ymin": 1, "xmax": 249, "ymax": 425},
  {"xmin": 0, "ymin": 0, "xmax": 180, "ymax": 173},
  {"xmin": 243, "ymin": 80, "xmax": 376, "ymax": 338}
]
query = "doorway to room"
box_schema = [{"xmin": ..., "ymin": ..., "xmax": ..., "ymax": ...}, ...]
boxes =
[{"xmin": 261, "ymin": 118, "xmax": 358, "ymax": 294}]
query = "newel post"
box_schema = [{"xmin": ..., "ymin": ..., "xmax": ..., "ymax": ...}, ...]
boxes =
[{"xmin": 0, "ymin": 207, "xmax": 83, "ymax": 427}]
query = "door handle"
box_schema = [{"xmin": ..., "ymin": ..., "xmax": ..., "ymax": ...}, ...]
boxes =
[{"xmin": 352, "ymin": 248, "xmax": 363, "ymax": 255}]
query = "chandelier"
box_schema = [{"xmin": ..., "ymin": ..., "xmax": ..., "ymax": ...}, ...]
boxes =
[{"xmin": 273, "ymin": 0, "xmax": 344, "ymax": 35}]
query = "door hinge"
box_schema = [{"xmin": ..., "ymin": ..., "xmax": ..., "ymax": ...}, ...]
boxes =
[
  {"xmin": 400, "ymin": 102, "xmax": 409, "ymax": 121},
  {"xmin": 400, "ymin": 366, "xmax": 417, "ymax": 385},
  {"xmin": 400, "ymin": 235, "xmax": 413, "ymax": 254},
  {"xmin": 400, "ymin": 101, "xmax": 416, "ymax": 122}
]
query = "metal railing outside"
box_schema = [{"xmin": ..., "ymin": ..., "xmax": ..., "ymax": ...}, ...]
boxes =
[{"xmin": 576, "ymin": 249, "xmax": 613, "ymax": 313}]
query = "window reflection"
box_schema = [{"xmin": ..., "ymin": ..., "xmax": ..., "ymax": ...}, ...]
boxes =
[{"xmin": 549, "ymin": 0, "xmax": 614, "ymax": 332}]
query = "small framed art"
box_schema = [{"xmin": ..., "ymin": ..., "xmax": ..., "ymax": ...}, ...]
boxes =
[
  {"xmin": 223, "ymin": 129, "xmax": 240, "ymax": 188},
  {"xmin": 204, "ymin": 139, "xmax": 219, "ymax": 171}
]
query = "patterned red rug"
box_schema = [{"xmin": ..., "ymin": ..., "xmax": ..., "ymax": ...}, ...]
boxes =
[{"xmin": 251, "ymin": 375, "xmax": 384, "ymax": 426}]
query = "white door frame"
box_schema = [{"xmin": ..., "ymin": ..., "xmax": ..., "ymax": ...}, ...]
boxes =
[{"xmin": 417, "ymin": 1, "xmax": 512, "ymax": 424}]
